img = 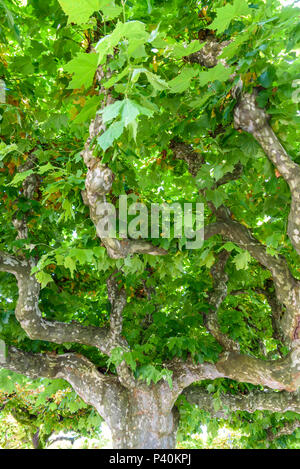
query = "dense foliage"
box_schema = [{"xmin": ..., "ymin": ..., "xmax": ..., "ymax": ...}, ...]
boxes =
[{"xmin": 0, "ymin": 0, "xmax": 299, "ymax": 449}]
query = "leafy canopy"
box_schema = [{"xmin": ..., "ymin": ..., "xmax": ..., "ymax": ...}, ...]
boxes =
[{"xmin": 0, "ymin": 0, "xmax": 299, "ymax": 448}]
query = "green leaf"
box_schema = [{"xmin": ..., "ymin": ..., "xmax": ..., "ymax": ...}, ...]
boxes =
[
  {"xmin": 96, "ymin": 21, "xmax": 149, "ymax": 62},
  {"xmin": 38, "ymin": 163, "xmax": 55, "ymax": 174},
  {"xmin": 198, "ymin": 63, "xmax": 234, "ymax": 87},
  {"xmin": 222, "ymin": 242, "xmax": 237, "ymax": 252},
  {"xmin": 9, "ymin": 170, "xmax": 33, "ymax": 186},
  {"xmin": 145, "ymin": 71, "xmax": 168, "ymax": 91},
  {"xmin": 121, "ymin": 99, "xmax": 140, "ymax": 127},
  {"xmin": 131, "ymin": 68, "xmax": 169, "ymax": 91},
  {"xmin": 208, "ymin": 0, "xmax": 251, "ymax": 34},
  {"xmin": 0, "ymin": 370, "xmax": 17, "ymax": 393},
  {"xmin": 35, "ymin": 271, "xmax": 53, "ymax": 289},
  {"xmin": 64, "ymin": 53, "xmax": 99, "ymax": 89},
  {"xmin": 0, "ymin": 142, "xmax": 18, "ymax": 160},
  {"xmin": 168, "ymin": 67, "xmax": 198, "ymax": 93},
  {"xmin": 233, "ymin": 251, "xmax": 251, "ymax": 270},
  {"xmin": 73, "ymin": 96, "xmax": 101, "ymax": 124},
  {"xmin": 58, "ymin": 0, "xmax": 100, "ymax": 24},
  {"xmin": 199, "ymin": 249, "xmax": 215, "ymax": 269},
  {"xmin": 11, "ymin": 56, "xmax": 34, "ymax": 75},
  {"xmin": 64, "ymin": 256, "xmax": 77, "ymax": 277},
  {"xmin": 101, "ymin": 100, "xmax": 124, "ymax": 123},
  {"xmin": 107, "ymin": 346, "xmax": 125, "ymax": 368},
  {"xmin": 206, "ymin": 187, "xmax": 228, "ymax": 209},
  {"xmin": 100, "ymin": 1, "xmax": 122, "ymax": 20},
  {"xmin": 99, "ymin": 98, "xmax": 154, "ymax": 150},
  {"xmin": 62, "ymin": 199, "xmax": 75, "ymax": 220},
  {"xmin": 98, "ymin": 120, "xmax": 124, "ymax": 151},
  {"xmin": 258, "ymin": 68, "xmax": 276, "ymax": 89},
  {"xmin": 123, "ymin": 351, "xmax": 137, "ymax": 371},
  {"xmin": 169, "ymin": 40, "xmax": 205, "ymax": 59}
]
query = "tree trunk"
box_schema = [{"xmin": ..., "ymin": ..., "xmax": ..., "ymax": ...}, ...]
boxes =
[{"xmin": 108, "ymin": 387, "xmax": 178, "ymax": 449}]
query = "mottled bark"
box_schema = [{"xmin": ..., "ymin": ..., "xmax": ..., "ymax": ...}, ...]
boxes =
[
  {"xmin": 168, "ymin": 346, "xmax": 300, "ymax": 396},
  {"xmin": 110, "ymin": 386, "xmax": 179, "ymax": 449},
  {"xmin": 170, "ymin": 141, "xmax": 204, "ymax": 177},
  {"xmin": 0, "ymin": 346, "xmax": 125, "ymax": 430},
  {"xmin": 0, "ymin": 251, "xmax": 128, "ymax": 357},
  {"xmin": 171, "ymin": 136, "xmax": 300, "ymax": 346},
  {"xmin": 185, "ymin": 38, "xmax": 231, "ymax": 68},
  {"xmin": 0, "ymin": 346, "xmax": 178, "ymax": 449},
  {"xmin": 106, "ymin": 273, "xmax": 136, "ymax": 389},
  {"xmin": 234, "ymin": 90, "xmax": 300, "ymax": 258},
  {"xmin": 0, "ymin": 35, "xmax": 299, "ymax": 451},
  {"xmin": 183, "ymin": 387, "xmax": 300, "ymax": 416}
]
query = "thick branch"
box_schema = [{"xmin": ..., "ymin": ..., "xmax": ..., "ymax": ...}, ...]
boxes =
[
  {"xmin": 204, "ymin": 219, "xmax": 300, "ymax": 345},
  {"xmin": 189, "ymin": 37, "xmax": 300, "ymax": 258},
  {"xmin": 170, "ymin": 141, "xmax": 204, "ymax": 177},
  {"xmin": 171, "ymin": 138, "xmax": 299, "ymax": 344},
  {"xmin": 170, "ymin": 141, "xmax": 242, "ymax": 187},
  {"xmin": 0, "ymin": 346, "xmax": 124, "ymax": 426},
  {"xmin": 167, "ymin": 343, "xmax": 300, "ymax": 402},
  {"xmin": 0, "ymin": 252, "xmax": 123, "ymax": 356},
  {"xmin": 183, "ymin": 387, "xmax": 300, "ymax": 417},
  {"xmin": 0, "ymin": 251, "xmax": 28, "ymax": 276},
  {"xmin": 234, "ymin": 90, "xmax": 300, "ymax": 257}
]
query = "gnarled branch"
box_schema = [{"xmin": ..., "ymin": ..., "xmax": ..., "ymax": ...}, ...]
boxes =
[
  {"xmin": 0, "ymin": 251, "xmax": 123, "ymax": 357},
  {"xmin": 234, "ymin": 90, "xmax": 300, "ymax": 257},
  {"xmin": 81, "ymin": 67, "xmax": 167, "ymax": 259},
  {"xmin": 167, "ymin": 343, "xmax": 300, "ymax": 402},
  {"xmin": 204, "ymin": 218, "xmax": 300, "ymax": 345},
  {"xmin": 0, "ymin": 346, "xmax": 125, "ymax": 426},
  {"xmin": 183, "ymin": 387, "xmax": 300, "ymax": 417}
]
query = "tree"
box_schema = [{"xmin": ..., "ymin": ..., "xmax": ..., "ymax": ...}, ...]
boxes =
[{"xmin": 0, "ymin": 0, "xmax": 299, "ymax": 449}]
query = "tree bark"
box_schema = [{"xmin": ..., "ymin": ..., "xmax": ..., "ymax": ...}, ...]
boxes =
[{"xmin": 109, "ymin": 387, "xmax": 178, "ymax": 449}]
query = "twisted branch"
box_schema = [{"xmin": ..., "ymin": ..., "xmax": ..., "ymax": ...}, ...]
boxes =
[
  {"xmin": 234, "ymin": 90, "xmax": 300, "ymax": 257},
  {"xmin": 81, "ymin": 67, "xmax": 167, "ymax": 259},
  {"xmin": 0, "ymin": 251, "xmax": 123, "ymax": 357}
]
